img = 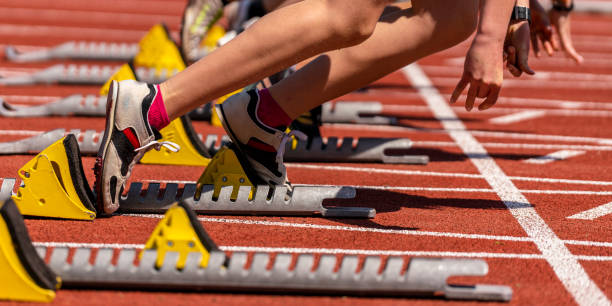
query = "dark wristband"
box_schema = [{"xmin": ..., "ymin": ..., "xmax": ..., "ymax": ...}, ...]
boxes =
[{"xmin": 510, "ymin": 6, "xmax": 531, "ymax": 25}]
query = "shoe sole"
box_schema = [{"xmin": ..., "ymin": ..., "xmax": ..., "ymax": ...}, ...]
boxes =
[{"xmin": 93, "ymin": 81, "xmax": 119, "ymax": 215}]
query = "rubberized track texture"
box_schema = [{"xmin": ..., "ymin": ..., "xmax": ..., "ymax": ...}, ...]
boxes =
[{"xmin": 0, "ymin": 1, "xmax": 611, "ymax": 305}]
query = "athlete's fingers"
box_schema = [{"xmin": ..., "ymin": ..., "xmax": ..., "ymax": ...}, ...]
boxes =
[
  {"xmin": 543, "ymin": 40, "xmax": 554, "ymax": 56},
  {"xmin": 508, "ymin": 64, "xmax": 522, "ymax": 77},
  {"xmin": 507, "ymin": 46, "xmax": 517, "ymax": 66},
  {"xmin": 518, "ymin": 44, "xmax": 535, "ymax": 75},
  {"xmin": 478, "ymin": 85, "xmax": 501, "ymax": 111},
  {"xmin": 465, "ymin": 82, "xmax": 478, "ymax": 111},
  {"xmin": 450, "ymin": 76, "xmax": 469, "ymax": 104},
  {"xmin": 477, "ymin": 83, "xmax": 489, "ymax": 98}
]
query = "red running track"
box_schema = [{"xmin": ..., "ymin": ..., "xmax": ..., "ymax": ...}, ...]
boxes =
[{"xmin": 0, "ymin": 1, "xmax": 611, "ymax": 305}]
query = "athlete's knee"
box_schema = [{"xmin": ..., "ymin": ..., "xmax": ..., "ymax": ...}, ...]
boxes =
[{"xmin": 324, "ymin": 0, "xmax": 390, "ymax": 45}]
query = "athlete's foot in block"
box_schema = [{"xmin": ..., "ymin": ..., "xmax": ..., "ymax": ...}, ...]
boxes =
[
  {"xmin": 215, "ymin": 89, "xmax": 305, "ymax": 187},
  {"xmin": 94, "ymin": 80, "xmax": 180, "ymax": 215}
]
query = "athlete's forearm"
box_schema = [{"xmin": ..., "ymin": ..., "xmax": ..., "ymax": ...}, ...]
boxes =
[{"xmin": 476, "ymin": 0, "xmax": 516, "ymax": 43}]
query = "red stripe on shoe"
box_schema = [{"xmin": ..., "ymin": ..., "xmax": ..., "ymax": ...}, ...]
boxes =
[{"xmin": 122, "ymin": 128, "xmax": 141, "ymax": 149}]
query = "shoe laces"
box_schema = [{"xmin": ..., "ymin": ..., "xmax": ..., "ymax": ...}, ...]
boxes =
[
  {"xmin": 134, "ymin": 140, "xmax": 181, "ymax": 153},
  {"xmin": 276, "ymin": 130, "xmax": 307, "ymax": 168}
]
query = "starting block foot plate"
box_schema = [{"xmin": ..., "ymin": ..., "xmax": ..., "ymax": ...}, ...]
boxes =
[{"xmin": 12, "ymin": 135, "xmax": 96, "ymax": 220}]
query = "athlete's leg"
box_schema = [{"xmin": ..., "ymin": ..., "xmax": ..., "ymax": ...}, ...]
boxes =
[
  {"xmin": 268, "ymin": 0, "xmax": 479, "ymax": 118},
  {"xmin": 161, "ymin": 0, "xmax": 393, "ymax": 119}
]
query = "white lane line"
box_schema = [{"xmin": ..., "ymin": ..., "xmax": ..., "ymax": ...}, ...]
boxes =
[
  {"xmin": 123, "ymin": 213, "xmax": 612, "ymax": 249},
  {"xmin": 403, "ymin": 63, "xmax": 609, "ymax": 306},
  {"xmin": 31, "ymin": 241, "xmax": 612, "ymax": 261},
  {"xmin": 0, "ymin": 130, "xmax": 42, "ymax": 136},
  {"xmin": 415, "ymin": 140, "xmax": 612, "ymax": 152},
  {"xmin": 567, "ymin": 201, "xmax": 612, "ymax": 220},
  {"xmin": 445, "ymin": 56, "xmax": 612, "ymax": 69},
  {"xmin": 494, "ymin": 96, "xmax": 612, "ymax": 110},
  {"xmin": 286, "ymin": 164, "xmax": 612, "ymax": 186},
  {"xmin": 139, "ymin": 180, "xmax": 612, "ymax": 196},
  {"xmin": 524, "ymin": 150, "xmax": 586, "ymax": 164},
  {"xmin": 489, "ymin": 110, "xmax": 547, "ymax": 125},
  {"xmin": 430, "ymin": 76, "xmax": 612, "ymax": 90},
  {"xmin": 422, "ymin": 64, "xmax": 612, "ymax": 82},
  {"xmin": 363, "ymin": 88, "xmax": 612, "ymax": 111},
  {"xmin": 382, "ymin": 104, "xmax": 612, "ymax": 118},
  {"xmin": 0, "ymin": 24, "xmax": 153, "ymax": 41},
  {"xmin": 327, "ymin": 124, "xmax": 612, "ymax": 145}
]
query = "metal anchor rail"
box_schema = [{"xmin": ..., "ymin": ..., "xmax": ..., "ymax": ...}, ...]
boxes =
[
  {"xmin": 37, "ymin": 246, "xmax": 512, "ymax": 301},
  {"xmin": 0, "ymin": 64, "xmax": 177, "ymax": 86},
  {"xmin": 204, "ymin": 134, "xmax": 429, "ymax": 164},
  {"xmin": 4, "ymin": 41, "xmax": 139, "ymax": 62},
  {"xmin": 119, "ymin": 183, "xmax": 374, "ymax": 218}
]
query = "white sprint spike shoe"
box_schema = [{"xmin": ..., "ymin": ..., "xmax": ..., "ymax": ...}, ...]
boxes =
[
  {"xmin": 215, "ymin": 90, "xmax": 305, "ymax": 186},
  {"xmin": 94, "ymin": 80, "xmax": 179, "ymax": 215}
]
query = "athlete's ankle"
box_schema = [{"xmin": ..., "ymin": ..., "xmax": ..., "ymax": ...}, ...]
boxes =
[
  {"xmin": 147, "ymin": 84, "xmax": 170, "ymax": 131},
  {"xmin": 256, "ymin": 88, "xmax": 292, "ymax": 130}
]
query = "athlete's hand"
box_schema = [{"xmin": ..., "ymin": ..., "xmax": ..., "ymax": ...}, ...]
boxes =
[
  {"xmin": 451, "ymin": 36, "xmax": 504, "ymax": 111},
  {"xmin": 505, "ymin": 20, "xmax": 535, "ymax": 77},
  {"xmin": 549, "ymin": 8, "xmax": 584, "ymax": 63},
  {"xmin": 530, "ymin": 0, "xmax": 557, "ymax": 57}
]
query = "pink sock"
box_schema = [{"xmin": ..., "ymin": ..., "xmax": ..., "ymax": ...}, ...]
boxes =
[
  {"xmin": 256, "ymin": 88, "xmax": 292, "ymax": 130},
  {"xmin": 147, "ymin": 84, "xmax": 170, "ymax": 130}
]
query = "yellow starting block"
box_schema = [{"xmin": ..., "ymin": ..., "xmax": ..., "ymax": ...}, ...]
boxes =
[
  {"xmin": 0, "ymin": 199, "xmax": 61, "ymax": 302},
  {"xmin": 197, "ymin": 144, "xmax": 255, "ymax": 201},
  {"xmin": 140, "ymin": 116, "xmax": 212, "ymax": 167},
  {"xmin": 142, "ymin": 201, "xmax": 219, "ymax": 269},
  {"xmin": 12, "ymin": 135, "xmax": 96, "ymax": 220},
  {"xmin": 134, "ymin": 24, "xmax": 186, "ymax": 75}
]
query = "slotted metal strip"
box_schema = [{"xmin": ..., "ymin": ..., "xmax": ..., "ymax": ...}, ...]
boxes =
[
  {"xmin": 119, "ymin": 183, "xmax": 374, "ymax": 218},
  {"xmin": 36, "ymin": 246, "xmax": 512, "ymax": 301},
  {"xmin": 321, "ymin": 101, "xmax": 397, "ymax": 125},
  {"xmin": 5, "ymin": 41, "xmax": 139, "ymax": 62},
  {"xmin": 0, "ymin": 64, "xmax": 177, "ymax": 86},
  {"xmin": 0, "ymin": 95, "xmax": 106, "ymax": 117}
]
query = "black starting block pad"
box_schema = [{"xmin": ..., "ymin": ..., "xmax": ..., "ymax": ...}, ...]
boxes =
[
  {"xmin": 5, "ymin": 41, "xmax": 138, "ymax": 63},
  {"xmin": 0, "ymin": 64, "xmax": 176, "ymax": 86},
  {"xmin": 119, "ymin": 183, "xmax": 373, "ymax": 218}
]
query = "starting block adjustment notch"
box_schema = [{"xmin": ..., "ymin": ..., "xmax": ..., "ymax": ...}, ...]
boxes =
[
  {"xmin": 12, "ymin": 135, "xmax": 96, "ymax": 220},
  {"xmin": 0, "ymin": 199, "xmax": 60, "ymax": 302},
  {"xmin": 143, "ymin": 202, "xmax": 220, "ymax": 269}
]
